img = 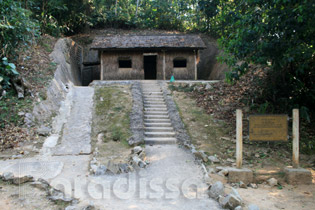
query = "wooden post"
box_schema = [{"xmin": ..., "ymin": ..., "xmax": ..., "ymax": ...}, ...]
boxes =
[
  {"xmin": 100, "ymin": 51, "xmax": 104, "ymax": 80},
  {"xmin": 194, "ymin": 50, "xmax": 197, "ymax": 80},
  {"xmin": 163, "ymin": 51, "xmax": 166, "ymax": 80},
  {"xmin": 292, "ymin": 109, "xmax": 299, "ymax": 168},
  {"xmin": 236, "ymin": 109, "xmax": 243, "ymax": 169}
]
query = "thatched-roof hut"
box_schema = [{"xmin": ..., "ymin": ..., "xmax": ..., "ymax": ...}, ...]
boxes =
[{"xmin": 90, "ymin": 35, "xmax": 206, "ymax": 80}]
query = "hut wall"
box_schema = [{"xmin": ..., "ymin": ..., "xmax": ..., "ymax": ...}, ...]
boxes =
[
  {"xmin": 101, "ymin": 51, "xmax": 144, "ymax": 80},
  {"xmin": 100, "ymin": 50, "xmax": 195, "ymax": 80},
  {"xmin": 164, "ymin": 51, "xmax": 195, "ymax": 80}
]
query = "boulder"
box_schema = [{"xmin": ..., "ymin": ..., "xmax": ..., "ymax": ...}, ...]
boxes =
[
  {"xmin": 37, "ymin": 126, "xmax": 52, "ymax": 136},
  {"xmin": 12, "ymin": 175, "xmax": 33, "ymax": 185},
  {"xmin": 106, "ymin": 161, "xmax": 120, "ymax": 174},
  {"xmin": 230, "ymin": 188, "xmax": 242, "ymax": 202},
  {"xmin": 239, "ymin": 181, "xmax": 247, "ymax": 188},
  {"xmin": 208, "ymin": 156, "xmax": 220, "ymax": 163},
  {"xmin": 95, "ymin": 165, "xmax": 107, "ymax": 176},
  {"xmin": 220, "ymin": 194, "xmax": 242, "ymax": 210},
  {"xmin": 267, "ymin": 178, "xmax": 278, "ymax": 187},
  {"xmin": 194, "ymin": 150, "xmax": 208, "ymax": 162},
  {"xmin": 235, "ymin": 206, "xmax": 243, "ymax": 210},
  {"xmin": 208, "ymin": 181, "xmax": 225, "ymax": 200},
  {"xmin": 30, "ymin": 181, "xmax": 49, "ymax": 191},
  {"xmin": 2, "ymin": 172, "xmax": 14, "ymax": 181},
  {"xmin": 132, "ymin": 146, "xmax": 143, "ymax": 155},
  {"xmin": 48, "ymin": 188, "xmax": 73, "ymax": 203}
]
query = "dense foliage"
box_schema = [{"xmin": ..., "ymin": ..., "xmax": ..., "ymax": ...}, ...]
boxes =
[
  {"xmin": 0, "ymin": 1, "xmax": 314, "ymax": 124},
  {"xmin": 218, "ymin": 1, "xmax": 315, "ymax": 115}
]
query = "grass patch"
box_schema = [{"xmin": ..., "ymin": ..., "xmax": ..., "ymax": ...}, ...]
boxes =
[
  {"xmin": 93, "ymin": 85, "xmax": 132, "ymax": 146},
  {"xmin": 0, "ymin": 90, "xmax": 33, "ymax": 128},
  {"xmin": 171, "ymin": 90, "xmax": 228, "ymax": 154},
  {"xmin": 91, "ymin": 85, "xmax": 133, "ymax": 166}
]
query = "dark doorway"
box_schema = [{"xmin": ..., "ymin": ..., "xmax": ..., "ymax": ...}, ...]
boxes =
[{"xmin": 144, "ymin": 55, "xmax": 157, "ymax": 79}]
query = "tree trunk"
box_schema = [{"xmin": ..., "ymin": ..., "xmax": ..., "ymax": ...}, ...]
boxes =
[
  {"xmin": 136, "ymin": 0, "xmax": 140, "ymax": 16},
  {"xmin": 115, "ymin": 0, "xmax": 118, "ymax": 16}
]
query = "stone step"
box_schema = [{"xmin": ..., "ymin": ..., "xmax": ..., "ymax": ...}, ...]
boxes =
[
  {"xmin": 145, "ymin": 127, "xmax": 174, "ymax": 132},
  {"xmin": 144, "ymin": 122, "xmax": 172, "ymax": 127},
  {"xmin": 144, "ymin": 108, "xmax": 167, "ymax": 111},
  {"xmin": 144, "ymin": 104, "xmax": 167, "ymax": 107},
  {"xmin": 144, "ymin": 119, "xmax": 171, "ymax": 123},
  {"xmin": 144, "ymin": 115, "xmax": 169, "ymax": 119},
  {"xmin": 144, "ymin": 137, "xmax": 177, "ymax": 145},
  {"xmin": 144, "ymin": 111, "xmax": 168, "ymax": 115},
  {"xmin": 142, "ymin": 92, "xmax": 163, "ymax": 95},
  {"xmin": 145, "ymin": 132, "xmax": 176, "ymax": 137},
  {"xmin": 143, "ymin": 98, "xmax": 164, "ymax": 101},
  {"xmin": 143, "ymin": 95, "xmax": 164, "ymax": 98},
  {"xmin": 144, "ymin": 101, "xmax": 166, "ymax": 105}
]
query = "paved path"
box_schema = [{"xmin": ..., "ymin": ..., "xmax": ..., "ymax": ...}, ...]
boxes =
[{"xmin": 0, "ymin": 82, "xmax": 221, "ymax": 210}]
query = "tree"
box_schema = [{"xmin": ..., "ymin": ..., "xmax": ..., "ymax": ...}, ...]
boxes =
[{"xmin": 217, "ymin": 0, "xmax": 315, "ymax": 115}]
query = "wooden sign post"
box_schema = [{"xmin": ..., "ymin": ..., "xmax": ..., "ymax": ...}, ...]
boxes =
[
  {"xmin": 236, "ymin": 109, "xmax": 243, "ymax": 169},
  {"xmin": 292, "ymin": 109, "xmax": 299, "ymax": 168},
  {"xmin": 235, "ymin": 109, "xmax": 300, "ymax": 169}
]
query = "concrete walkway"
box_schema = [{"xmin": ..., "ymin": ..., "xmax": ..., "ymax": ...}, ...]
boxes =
[{"xmin": 0, "ymin": 83, "xmax": 221, "ymax": 210}]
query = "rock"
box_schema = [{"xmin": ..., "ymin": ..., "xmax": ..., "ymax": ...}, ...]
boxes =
[
  {"xmin": 37, "ymin": 126, "xmax": 51, "ymax": 136},
  {"xmin": 38, "ymin": 178, "xmax": 50, "ymax": 186},
  {"xmin": 247, "ymin": 204, "xmax": 260, "ymax": 210},
  {"xmin": 95, "ymin": 165, "xmax": 107, "ymax": 176},
  {"xmin": 220, "ymin": 194, "xmax": 242, "ymax": 210},
  {"xmin": 239, "ymin": 181, "xmax": 247, "ymax": 188},
  {"xmin": 30, "ymin": 181, "xmax": 49, "ymax": 191},
  {"xmin": 228, "ymin": 168, "xmax": 253, "ymax": 184},
  {"xmin": 267, "ymin": 178, "xmax": 278, "ymax": 187},
  {"xmin": 97, "ymin": 133, "xmax": 105, "ymax": 143},
  {"xmin": 208, "ymin": 155, "xmax": 220, "ymax": 163},
  {"xmin": 65, "ymin": 206, "xmax": 77, "ymax": 210},
  {"xmin": 249, "ymin": 183, "xmax": 258, "ymax": 189},
  {"xmin": 230, "ymin": 188, "xmax": 242, "ymax": 202},
  {"xmin": 24, "ymin": 113, "xmax": 34, "ymax": 127},
  {"xmin": 106, "ymin": 161, "xmax": 120, "ymax": 174},
  {"xmin": 205, "ymin": 83, "xmax": 212, "ymax": 90},
  {"xmin": 132, "ymin": 146, "xmax": 143, "ymax": 155},
  {"xmin": 127, "ymin": 136, "xmax": 143, "ymax": 146},
  {"xmin": 208, "ymin": 181, "xmax": 225, "ymax": 200},
  {"xmin": 208, "ymin": 167, "xmax": 216, "ymax": 174},
  {"xmin": 90, "ymin": 164, "xmax": 98, "ymax": 173},
  {"xmin": 18, "ymin": 112, "xmax": 25, "ymax": 116},
  {"xmin": 2, "ymin": 172, "xmax": 14, "ymax": 181},
  {"xmin": 219, "ymin": 169, "xmax": 229, "ymax": 176},
  {"xmin": 131, "ymin": 155, "xmax": 147, "ymax": 169},
  {"xmin": 138, "ymin": 151, "xmax": 146, "ymax": 159},
  {"xmin": 194, "ymin": 150, "xmax": 208, "ymax": 162},
  {"xmin": 235, "ymin": 206, "xmax": 243, "ymax": 210},
  {"xmin": 12, "ymin": 175, "xmax": 33, "ymax": 185},
  {"xmin": 11, "ymin": 154, "xmax": 23, "ymax": 159},
  {"xmin": 118, "ymin": 163, "xmax": 130, "ymax": 173},
  {"xmin": 227, "ymin": 158, "xmax": 235, "ymax": 163},
  {"xmin": 82, "ymin": 205, "xmax": 95, "ymax": 210},
  {"xmin": 48, "ymin": 188, "xmax": 73, "ymax": 203},
  {"xmin": 284, "ymin": 167, "xmax": 312, "ymax": 185}
]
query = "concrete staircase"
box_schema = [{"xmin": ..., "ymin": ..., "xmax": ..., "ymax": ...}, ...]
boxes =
[{"xmin": 142, "ymin": 81, "xmax": 177, "ymax": 145}]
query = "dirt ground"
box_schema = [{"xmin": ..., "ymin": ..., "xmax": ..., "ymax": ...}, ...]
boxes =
[
  {"xmin": 0, "ymin": 180, "xmax": 65, "ymax": 210},
  {"xmin": 171, "ymin": 88, "xmax": 315, "ymax": 210}
]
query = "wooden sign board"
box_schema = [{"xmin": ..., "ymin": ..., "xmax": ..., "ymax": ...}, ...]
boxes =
[{"xmin": 249, "ymin": 115, "xmax": 288, "ymax": 141}]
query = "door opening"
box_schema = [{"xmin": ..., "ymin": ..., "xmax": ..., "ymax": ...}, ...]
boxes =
[{"xmin": 144, "ymin": 55, "xmax": 157, "ymax": 79}]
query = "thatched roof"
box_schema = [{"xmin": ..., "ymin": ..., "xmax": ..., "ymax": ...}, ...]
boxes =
[{"xmin": 90, "ymin": 35, "xmax": 206, "ymax": 50}]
